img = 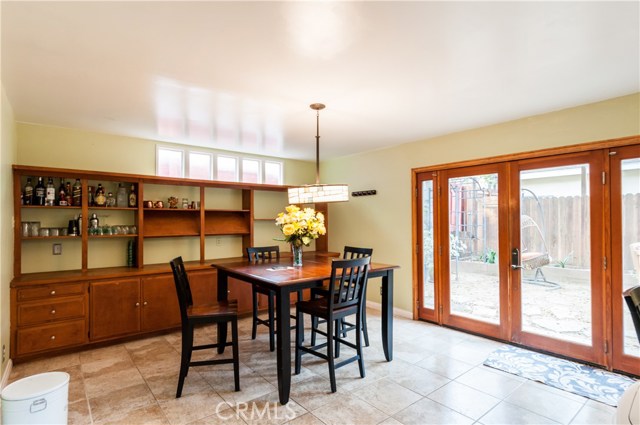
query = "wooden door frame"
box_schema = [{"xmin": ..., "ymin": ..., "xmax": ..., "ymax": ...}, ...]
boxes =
[{"xmin": 610, "ymin": 144, "xmax": 640, "ymax": 375}]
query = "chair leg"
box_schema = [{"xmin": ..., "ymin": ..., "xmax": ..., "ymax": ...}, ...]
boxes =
[
  {"xmin": 327, "ymin": 319, "xmax": 337, "ymax": 393},
  {"xmin": 311, "ymin": 315, "xmax": 318, "ymax": 345},
  {"xmin": 334, "ymin": 319, "xmax": 341, "ymax": 358},
  {"xmin": 176, "ymin": 326, "xmax": 192, "ymax": 398},
  {"xmin": 231, "ymin": 319, "xmax": 240, "ymax": 392},
  {"xmin": 268, "ymin": 292, "xmax": 275, "ymax": 352},
  {"xmin": 362, "ymin": 306, "xmax": 370, "ymax": 347},
  {"xmin": 297, "ymin": 290, "xmax": 304, "ymax": 342},
  {"xmin": 356, "ymin": 312, "xmax": 365, "ymax": 378},
  {"xmin": 295, "ymin": 310, "xmax": 303, "ymax": 374},
  {"xmin": 251, "ymin": 287, "xmax": 258, "ymax": 340}
]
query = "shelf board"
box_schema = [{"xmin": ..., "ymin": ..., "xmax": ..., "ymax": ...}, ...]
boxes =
[
  {"xmin": 22, "ymin": 236, "xmax": 81, "ymax": 240},
  {"xmin": 21, "ymin": 205, "xmax": 81, "ymax": 209}
]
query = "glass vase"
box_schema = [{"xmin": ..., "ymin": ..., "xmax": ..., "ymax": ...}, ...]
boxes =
[{"xmin": 292, "ymin": 244, "xmax": 303, "ymax": 267}]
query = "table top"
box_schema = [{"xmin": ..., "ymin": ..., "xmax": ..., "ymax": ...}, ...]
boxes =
[{"xmin": 210, "ymin": 252, "xmax": 398, "ymax": 288}]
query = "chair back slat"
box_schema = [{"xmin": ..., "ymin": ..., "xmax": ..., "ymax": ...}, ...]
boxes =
[
  {"xmin": 329, "ymin": 256, "xmax": 371, "ymax": 311},
  {"xmin": 247, "ymin": 246, "xmax": 280, "ymax": 262},
  {"xmin": 343, "ymin": 246, "xmax": 373, "ymax": 260},
  {"xmin": 170, "ymin": 256, "xmax": 193, "ymax": 322},
  {"xmin": 623, "ymin": 285, "xmax": 640, "ymax": 343}
]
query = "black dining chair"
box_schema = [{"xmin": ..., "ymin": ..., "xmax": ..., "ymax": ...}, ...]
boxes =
[
  {"xmin": 311, "ymin": 246, "xmax": 373, "ymax": 348},
  {"xmin": 247, "ymin": 246, "xmax": 303, "ymax": 351},
  {"xmin": 623, "ymin": 285, "xmax": 640, "ymax": 343},
  {"xmin": 170, "ymin": 256, "xmax": 240, "ymax": 398},
  {"xmin": 295, "ymin": 256, "xmax": 371, "ymax": 392}
]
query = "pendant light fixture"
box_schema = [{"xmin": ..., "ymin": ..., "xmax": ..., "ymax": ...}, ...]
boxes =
[{"xmin": 288, "ymin": 103, "xmax": 349, "ymax": 204}]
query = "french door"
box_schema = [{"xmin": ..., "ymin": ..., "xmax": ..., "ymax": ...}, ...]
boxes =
[{"xmin": 416, "ymin": 143, "xmax": 639, "ymax": 372}]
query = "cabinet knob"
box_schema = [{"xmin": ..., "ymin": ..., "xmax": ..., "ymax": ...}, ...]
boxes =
[
  {"xmin": 50, "ymin": 309, "xmax": 56, "ymax": 315},
  {"xmin": 50, "ymin": 335, "xmax": 56, "ymax": 340},
  {"xmin": 135, "ymin": 302, "xmax": 140, "ymax": 307},
  {"xmin": 143, "ymin": 301, "xmax": 148, "ymax": 306},
  {"xmin": 50, "ymin": 290, "xmax": 56, "ymax": 295}
]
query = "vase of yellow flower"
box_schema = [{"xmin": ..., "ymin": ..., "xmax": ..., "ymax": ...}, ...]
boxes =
[{"xmin": 275, "ymin": 205, "xmax": 326, "ymax": 267}]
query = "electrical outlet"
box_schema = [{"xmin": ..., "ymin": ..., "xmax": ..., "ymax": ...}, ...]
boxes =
[
  {"xmin": 53, "ymin": 243, "xmax": 62, "ymax": 255},
  {"xmin": 216, "ymin": 237, "xmax": 222, "ymax": 246}
]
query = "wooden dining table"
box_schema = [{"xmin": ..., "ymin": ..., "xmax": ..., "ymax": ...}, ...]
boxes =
[{"xmin": 210, "ymin": 252, "xmax": 399, "ymax": 404}]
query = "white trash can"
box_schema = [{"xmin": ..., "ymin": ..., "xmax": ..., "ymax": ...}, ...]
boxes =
[{"xmin": 1, "ymin": 372, "xmax": 70, "ymax": 425}]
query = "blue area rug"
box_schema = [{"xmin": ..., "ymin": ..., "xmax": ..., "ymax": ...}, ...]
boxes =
[{"xmin": 483, "ymin": 345, "xmax": 637, "ymax": 406}]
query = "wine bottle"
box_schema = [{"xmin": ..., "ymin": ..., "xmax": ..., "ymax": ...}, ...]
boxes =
[
  {"xmin": 45, "ymin": 177, "xmax": 56, "ymax": 206},
  {"xmin": 58, "ymin": 178, "xmax": 68, "ymax": 206},
  {"xmin": 94, "ymin": 183, "xmax": 106, "ymax": 206},
  {"xmin": 116, "ymin": 183, "xmax": 128, "ymax": 207},
  {"xmin": 128, "ymin": 184, "xmax": 137, "ymax": 208},
  {"xmin": 23, "ymin": 178, "xmax": 34, "ymax": 205},
  {"xmin": 72, "ymin": 179, "xmax": 82, "ymax": 206},
  {"xmin": 34, "ymin": 177, "xmax": 46, "ymax": 206}
]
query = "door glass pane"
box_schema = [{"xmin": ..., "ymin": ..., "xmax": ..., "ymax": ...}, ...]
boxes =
[
  {"xmin": 422, "ymin": 180, "xmax": 435, "ymax": 309},
  {"xmin": 520, "ymin": 164, "xmax": 592, "ymax": 346},
  {"xmin": 621, "ymin": 158, "xmax": 640, "ymax": 357},
  {"xmin": 448, "ymin": 174, "xmax": 500, "ymax": 323}
]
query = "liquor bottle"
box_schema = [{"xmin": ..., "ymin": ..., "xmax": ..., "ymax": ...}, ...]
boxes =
[
  {"xmin": 87, "ymin": 186, "xmax": 95, "ymax": 207},
  {"xmin": 45, "ymin": 177, "xmax": 56, "ymax": 206},
  {"xmin": 65, "ymin": 182, "xmax": 72, "ymax": 205},
  {"xmin": 77, "ymin": 213, "xmax": 82, "ymax": 236},
  {"xmin": 34, "ymin": 177, "xmax": 46, "ymax": 206},
  {"xmin": 89, "ymin": 213, "xmax": 99, "ymax": 230},
  {"xmin": 23, "ymin": 178, "xmax": 34, "ymax": 205},
  {"xmin": 116, "ymin": 183, "xmax": 128, "ymax": 207},
  {"xmin": 72, "ymin": 179, "xmax": 82, "ymax": 206},
  {"xmin": 128, "ymin": 184, "xmax": 137, "ymax": 208},
  {"xmin": 58, "ymin": 178, "xmax": 68, "ymax": 206},
  {"xmin": 106, "ymin": 192, "xmax": 116, "ymax": 208},
  {"xmin": 94, "ymin": 184, "xmax": 106, "ymax": 206}
]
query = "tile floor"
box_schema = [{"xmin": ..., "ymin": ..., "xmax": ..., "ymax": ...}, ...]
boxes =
[{"xmin": 5, "ymin": 310, "xmax": 619, "ymax": 425}]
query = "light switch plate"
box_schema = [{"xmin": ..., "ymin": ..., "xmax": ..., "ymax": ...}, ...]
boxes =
[{"xmin": 53, "ymin": 243, "xmax": 62, "ymax": 255}]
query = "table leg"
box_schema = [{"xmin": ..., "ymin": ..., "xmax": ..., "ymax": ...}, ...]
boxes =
[
  {"xmin": 217, "ymin": 270, "xmax": 228, "ymax": 354},
  {"xmin": 275, "ymin": 287, "xmax": 292, "ymax": 404},
  {"xmin": 381, "ymin": 270, "xmax": 394, "ymax": 361}
]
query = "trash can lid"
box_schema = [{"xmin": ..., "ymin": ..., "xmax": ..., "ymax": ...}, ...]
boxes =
[{"xmin": 1, "ymin": 372, "xmax": 70, "ymax": 401}]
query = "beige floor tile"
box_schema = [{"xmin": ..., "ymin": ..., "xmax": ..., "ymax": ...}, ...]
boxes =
[
  {"xmin": 79, "ymin": 344, "xmax": 129, "ymax": 364},
  {"xmin": 428, "ymin": 381, "xmax": 500, "ymax": 420},
  {"xmin": 416, "ymin": 354, "xmax": 475, "ymax": 379},
  {"xmin": 9, "ymin": 352, "xmax": 81, "ymax": 381},
  {"xmin": 83, "ymin": 366, "xmax": 146, "ymax": 398},
  {"xmin": 284, "ymin": 412, "xmax": 327, "ymax": 425},
  {"xmin": 289, "ymin": 374, "xmax": 344, "ymax": 411},
  {"xmin": 158, "ymin": 391, "xmax": 228, "ymax": 425},
  {"xmin": 67, "ymin": 399, "xmax": 92, "ymax": 425},
  {"xmin": 569, "ymin": 403, "xmax": 616, "ymax": 425},
  {"xmin": 385, "ymin": 361, "xmax": 451, "ymax": 396},
  {"xmin": 145, "ymin": 370, "xmax": 212, "ymax": 402},
  {"xmin": 81, "ymin": 356, "xmax": 136, "ymax": 379},
  {"xmin": 188, "ymin": 405, "xmax": 247, "ymax": 425},
  {"xmin": 379, "ymin": 417, "xmax": 405, "ymax": 425},
  {"xmin": 95, "ymin": 404, "xmax": 171, "ymax": 425},
  {"xmin": 311, "ymin": 393, "xmax": 389, "ymax": 425},
  {"xmin": 237, "ymin": 390, "xmax": 307, "ymax": 425},
  {"xmin": 89, "ymin": 382, "xmax": 157, "ymax": 423},
  {"xmin": 203, "ymin": 368, "xmax": 276, "ymax": 407},
  {"xmin": 393, "ymin": 398, "xmax": 474, "ymax": 425},
  {"xmin": 455, "ymin": 366, "xmax": 523, "ymax": 399},
  {"xmin": 479, "ymin": 401, "xmax": 559, "ymax": 425},
  {"xmin": 505, "ymin": 381, "xmax": 585, "ymax": 424},
  {"xmin": 353, "ymin": 378, "xmax": 422, "ymax": 415}
]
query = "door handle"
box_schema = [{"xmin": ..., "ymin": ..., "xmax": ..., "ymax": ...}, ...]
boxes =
[{"xmin": 511, "ymin": 248, "xmax": 524, "ymax": 270}]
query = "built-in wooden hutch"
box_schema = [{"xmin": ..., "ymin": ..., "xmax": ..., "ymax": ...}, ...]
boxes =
[{"xmin": 10, "ymin": 165, "xmax": 328, "ymax": 361}]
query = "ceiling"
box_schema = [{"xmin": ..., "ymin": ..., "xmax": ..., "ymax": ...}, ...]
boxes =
[{"xmin": 2, "ymin": 1, "xmax": 638, "ymax": 161}]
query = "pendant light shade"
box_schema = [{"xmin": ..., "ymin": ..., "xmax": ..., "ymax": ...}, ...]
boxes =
[{"xmin": 288, "ymin": 103, "xmax": 349, "ymax": 204}]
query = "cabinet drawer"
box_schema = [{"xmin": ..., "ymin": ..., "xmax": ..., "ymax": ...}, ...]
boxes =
[
  {"xmin": 17, "ymin": 283, "xmax": 84, "ymax": 301},
  {"xmin": 16, "ymin": 319, "xmax": 86, "ymax": 356},
  {"xmin": 17, "ymin": 297, "xmax": 86, "ymax": 326}
]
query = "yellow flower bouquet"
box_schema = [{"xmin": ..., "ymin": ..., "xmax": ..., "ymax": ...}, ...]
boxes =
[{"xmin": 275, "ymin": 205, "xmax": 326, "ymax": 266}]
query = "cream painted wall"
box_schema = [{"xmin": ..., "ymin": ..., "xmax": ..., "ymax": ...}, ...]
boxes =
[
  {"xmin": 1, "ymin": 86, "xmax": 18, "ymax": 377},
  {"xmin": 323, "ymin": 93, "xmax": 640, "ymax": 313}
]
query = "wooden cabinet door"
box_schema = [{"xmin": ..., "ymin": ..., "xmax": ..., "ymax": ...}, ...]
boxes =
[
  {"xmin": 228, "ymin": 277, "xmax": 252, "ymax": 314},
  {"xmin": 90, "ymin": 278, "xmax": 140, "ymax": 340},
  {"xmin": 188, "ymin": 269, "xmax": 218, "ymax": 306},
  {"xmin": 141, "ymin": 274, "xmax": 181, "ymax": 332}
]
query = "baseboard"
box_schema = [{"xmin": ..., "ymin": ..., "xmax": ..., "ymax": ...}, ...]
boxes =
[
  {"xmin": 366, "ymin": 301, "xmax": 413, "ymax": 319},
  {"xmin": 1, "ymin": 359, "xmax": 12, "ymax": 390}
]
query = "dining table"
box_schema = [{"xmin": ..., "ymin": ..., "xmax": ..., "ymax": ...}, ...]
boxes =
[{"xmin": 210, "ymin": 252, "xmax": 399, "ymax": 404}]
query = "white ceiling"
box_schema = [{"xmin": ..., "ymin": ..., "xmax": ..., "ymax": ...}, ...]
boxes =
[{"xmin": 2, "ymin": 1, "xmax": 638, "ymax": 161}]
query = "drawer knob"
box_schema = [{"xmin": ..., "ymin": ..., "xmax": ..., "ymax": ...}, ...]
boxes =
[
  {"xmin": 135, "ymin": 302, "xmax": 140, "ymax": 307},
  {"xmin": 50, "ymin": 309, "xmax": 56, "ymax": 315},
  {"xmin": 143, "ymin": 301, "xmax": 148, "ymax": 306},
  {"xmin": 50, "ymin": 335, "xmax": 56, "ymax": 340},
  {"xmin": 50, "ymin": 290, "xmax": 56, "ymax": 295}
]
